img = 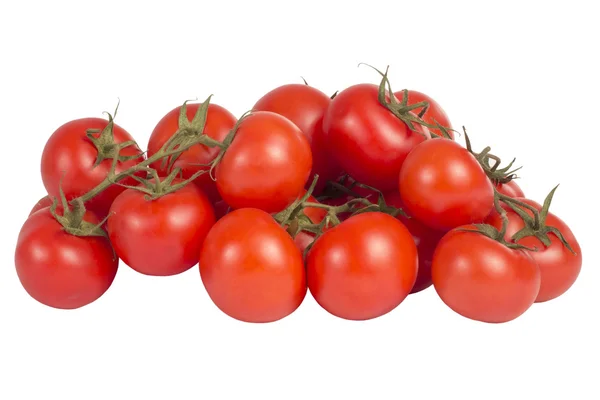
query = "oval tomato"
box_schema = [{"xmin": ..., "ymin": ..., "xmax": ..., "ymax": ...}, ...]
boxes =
[
  {"xmin": 107, "ymin": 181, "xmax": 215, "ymax": 276},
  {"xmin": 41, "ymin": 118, "xmax": 142, "ymax": 215},
  {"xmin": 399, "ymin": 138, "xmax": 494, "ymax": 231},
  {"xmin": 147, "ymin": 102, "xmax": 237, "ymax": 203},
  {"xmin": 253, "ymin": 84, "xmax": 341, "ymax": 195},
  {"xmin": 485, "ymin": 198, "xmax": 581, "ymax": 303},
  {"xmin": 199, "ymin": 208, "xmax": 306, "ymax": 323},
  {"xmin": 395, "ymin": 90, "xmax": 453, "ymax": 139},
  {"xmin": 384, "ymin": 191, "xmax": 445, "ymax": 294},
  {"xmin": 495, "ymin": 180, "xmax": 525, "ymax": 198},
  {"xmin": 432, "ymin": 227, "xmax": 540, "ymax": 323},
  {"xmin": 215, "ymin": 111, "xmax": 312, "ymax": 213},
  {"xmin": 29, "ymin": 195, "xmax": 54, "ymax": 216},
  {"xmin": 307, "ymin": 212, "xmax": 417, "ymax": 320},
  {"xmin": 15, "ymin": 208, "xmax": 118, "ymax": 309},
  {"xmin": 323, "ymin": 84, "xmax": 431, "ymax": 191}
]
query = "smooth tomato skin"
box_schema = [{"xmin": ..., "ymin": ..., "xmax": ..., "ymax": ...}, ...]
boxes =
[
  {"xmin": 253, "ymin": 84, "xmax": 341, "ymax": 195},
  {"xmin": 399, "ymin": 138, "xmax": 494, "ymax": 231},
  {"xmin": 199, "ymin": 208, "xmax": 307, "ymax": 323},
  {"xmin": 41, "ymin": 118, "xmax": 142, "ymax": 215},
  {"xmin": 432, "ymin": 227, "xmax": 540, "ymax": 323},
  {"xmin": 384, "ymin": 191, "xmax": 445, "ymax": 294},
  {"xmin": 323, "ymin": 84, "xmax": 431, "ymax": 191},
  {"xmin": 307, "ymin": 212, "xmax": 418, "ymax": 320},
  {"xmin": 29, "ymin": 196, "xmax": 54, "ymax": 216},
  {"xmin": 147, "ymin": 103, "xmax": 237, "ymax": 203},
  {"xmin": 15, "ymin": 208, "xmax": 118, "ymax": 309},
  {"xmin": 395, "ymin": 90, "xmax": 453, "ymax": 139},
  {"xmin": 495, "ymin": 180, "xmax": 525, "ymax": 198},
  {"xmin": 215, "ymin": 111, "xmax": 312, "ymax": 213},
  {"xmin": 485, "ymin": 198, "xmax": 582, "ymax": 303},
  {"xmin": 107, "ymin": 182, "xmax": 215, "ymax": 276}
]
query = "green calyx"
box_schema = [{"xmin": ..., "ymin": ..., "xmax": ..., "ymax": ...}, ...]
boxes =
[
  {"xmin": 50, "ymin": 186, "xmax": 108, "ymax": 239},
  {"xmin": 112, "ymin": 167, "xmax": 204, "ymax": 201},
  {"xmin": 86, "ymin": 100, "xmax": 141, "ymax": 167},
  {"xmin": 499, "ymin": 186, "xmax": 576, "ymax": 254},
  {"xmin": 463, "ymin": 127, "xmax": 522, "ymax": 184}
]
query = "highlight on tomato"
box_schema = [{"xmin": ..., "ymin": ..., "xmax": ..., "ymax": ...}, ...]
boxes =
[{"xmin": 199, "ymin": 208, "xmax": 307, "ymax": 323}]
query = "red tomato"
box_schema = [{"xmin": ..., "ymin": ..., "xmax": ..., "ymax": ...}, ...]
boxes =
[
  {"xmin": 199, "ymin": 208, "xmax": 306, "ymax": 323},
  {"xmin": 29, "ymin": 195, "xmax": 54, "ymax": 216},
  {"xmin": 432, "ymin": 227, "xmax": 540, "ymax": 323},
  {"xmin": 147, "ymin": 102, "xmax": 237, "ymax": 203},
  {"xmin": 495, "ymin": 180, "xmax": 525, "ymax": 198},
  {"xmin": 323, "ymin": 84, "xmax": 431, "ymax": 191},
  {"xmin": 41, "ymin": 118, "xmax": 142, "ymax": 215},
  {"xmin": 485, "ymin": 198, "xmax": 581, "ymax": 303},
  {"xmin": 307, "ymin": 212, "xmax": 418, "ymax": 320},
  {"xmin": 107, "ymin": 181, "xmax": 215, "ymax": 276},
  {"xmin": 253, "ymin": 84, "xmax": 341, "ymax": 195},
  {"xmin": 384, "ymin": 191, "xmax": 445, "ymax": 294},
  {"xmin": 395, "ymin": 90, "xmax": 453, "ymax": 139},
  {"xmin": 399, "ymin": 138, "xmax": 494, "ymax": 231},
  {"xmin": 15, "ymin": 208, "xmax": 118, "ymax": 309},
  {"xmin": 215, "ymin": 111, "xmax": 312, "ymax": 213}
]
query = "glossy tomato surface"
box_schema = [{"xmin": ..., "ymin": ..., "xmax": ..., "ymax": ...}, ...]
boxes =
[
  {"xmin": 199, "ymin": 208, "xmax": 307, "ymax": 323},
  {"xmin": 495, "ymin": 180, "xmax": 525, "ymax": 198},
  {"xmin": 41, "ymin": 118, "xmax": 143, "ymax": 215},
  {"xmin": 215, "ymin": 111, "xmax": 312, "ymax": 213},
  {"xmin": 147, "ymin": 102, "xmax": 237, "ymax": 203},
  {"xmin": 15, "ymin": 208, "xmax": 118, "ymax": 309},
  {"xmin": 253, "ymin": 84, "xmax": 341, "ymax": 194},
  {"xmin": 107, "ymin": 182, "xmax": 215, "ymax": 276},
  {"xmin": 395, "ymin": 90, "xmax": 453, "ymax": 139},
  {"xmin": 324, "ymin": 84, "xmax": 431, "ymax": 191},
  {"xmin": 399, "ymin": 138, "xmax": 494, "ymax": 231},
  {"xmin": 432, "ymin": 227, "xmax": 540, "ymax": 323},
  {"xmin": 485, "ymin": 198, "xmax": 581, "ymax": 303},
  {"xmin": 307, "ymin": 212, "xmax": 418, "ymax": 320}
]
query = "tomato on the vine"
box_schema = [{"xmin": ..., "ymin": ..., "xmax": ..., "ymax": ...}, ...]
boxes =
[
  {"xmin": 15, "ymin": 208, "xmax": 118, "ymax": 309},
  {"xmin": 323, "ymin": 84, "xmax": 431, "ymax": 191},
  {"xmin": 29, "ymin": 195, "xmax": 53, "ymax": 216},
  {"xmin": 495, "ymin": 180, "xmax": 525, "ymax": 198},
  {"xmin": 485, "ymin": 197, "xmax": 581, "ymax": 303},
  {"xmin": 394, "ymin": 90, "xmax": 453, "ymax": 139},
  {"xmin": 432, "ymin": 227, "xmax": 540, "ymax": 323},
  {"xmin": 147, "ymin": 102, "xmax": 237, "ymax": 203},
  {"xmin": 289, "ymin": 193, "xmax": 328, "ymax": 253},
  {"xmin": 107, "ymin": 181, "xmax": 216, "ymax": 276},
  {"xmin": 384, "ymin": 191, "xmax": 445, "ymax": 294},
  {"xmin": 215, "ymin": 111, "xmax": 312, "ymax": 213},
  {"xmin": 41, "ymin": 117, "xmax": 143, "ymax": 215},
  {"xmin": 253, "ymin": 84, "xmax": 341, "ymax": 195},
  {"xmin": 199, "ymin": 208, "xmax": 306, "ymax": 323},
  {"xmin": 307, "ymin": 212, "xmax": 417, "ymax": 320},
  {"xmin": 399, "ymin": 138, "xmax": 494, "ymax": 231}
]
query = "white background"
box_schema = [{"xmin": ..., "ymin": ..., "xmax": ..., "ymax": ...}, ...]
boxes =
[{"xmin": 1, "ymin": 1, "xmax": 598, "ymax": 399}]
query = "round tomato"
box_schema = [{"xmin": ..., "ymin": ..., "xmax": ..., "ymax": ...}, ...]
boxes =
[
  {"xmin": 399, "ymin": 138, "xmax": 494, "ymax": 231},
  {"xmin": 495, "ymin": 180, "xmax": 525, "ymax": 198},
  {"xmin": 485, "ymin": 198, "xmax": 581, "ymax": 303},
  {"xmin": 432, "ymin": 227, "xmax": 540, "ymax": 323},
  {"xmin": 323, "ymin": 84, "xmax": 431, "ymax": 191},
  {"xmin": 215, "ymin": 111, "xmax": 312, "ymax": 213},
  {"xmin": 307, "ymin": 212, "xmax": 417, "ymax": 320},
  {"xmin": 29, "ymin": 195, "xmax": 54, "ymax": 216},
  {"xmin": 15, "ymin": 208, "xmax": 118, "ymax": 309},
  {"xmin": 107, "ymin": 181, "xmax": 215, "ymax": 276},
  {"xmin": 199, "ymin": 208, "xmax": 306, "ymax": 323},
  {"xmin": 253, "ymin": 84, "xmax": 341, "ymax": 195},
  {"xmin": 384, "ymin": 191, "xmax": 445, "ymax": 294},
  {"xmin": 395, "ymin": 90, "xmax": 453, "ymax": 139},
  {"xmin": 41, "ymin": 118, "xmax": 142, "ymax": 215},
  {"xmin": 147, "ymin": 102, "xmax": 237, "ymax": 203}
]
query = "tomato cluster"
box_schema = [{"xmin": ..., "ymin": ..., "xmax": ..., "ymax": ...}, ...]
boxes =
[{"xmin": 14, "ymin": 67, "xmax": 582, "ymax": 324}]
